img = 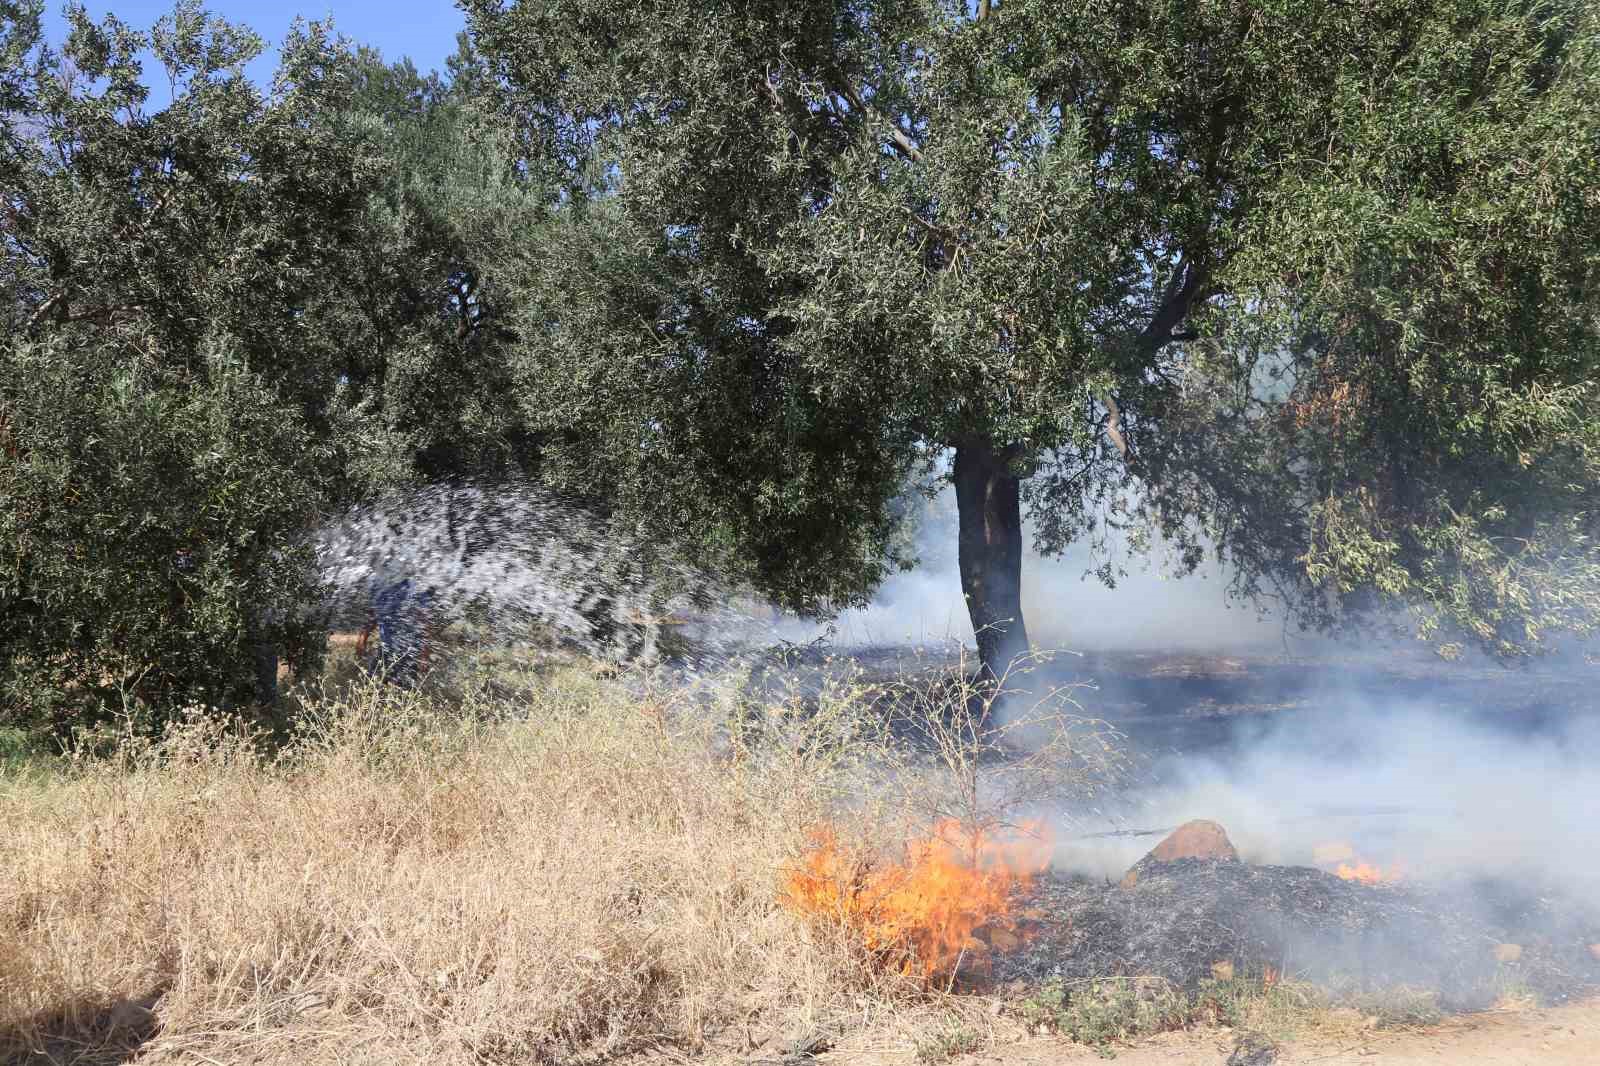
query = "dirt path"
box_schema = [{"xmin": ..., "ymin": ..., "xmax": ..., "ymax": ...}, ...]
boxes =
[{"xmin": 876, "ymin": 998, "xmax": 1600, "ymax": 1066}]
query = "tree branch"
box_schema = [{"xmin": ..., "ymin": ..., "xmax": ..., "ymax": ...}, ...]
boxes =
[
  {"xmin": 22, "ymin": 291, "xmax": 64, "ymax": 330},
  {"xmin": 885, "ymin": 123, "xmax": 925, "ymax": 164},
  {"xmin": 1099, "ymin": 390, "xmax": 1135, "ymax": 467},
  {"xmin": 63, "ymin": 303, "xmax": 144, "ymax": 324},
  {"xmin": 900, "ymin": 205, "xmax": 954, "ymax": 242},
  {"xmin": 826, "ymin": 68, "xmax": 924, "ymax": 163},
  {"xmin": 1137, "ymin": 256, "xmax": 1211, "ymax": 354}
]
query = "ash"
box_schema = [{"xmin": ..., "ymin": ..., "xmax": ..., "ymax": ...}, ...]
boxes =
[
  {"xmin": 308, "ymin": 481, "xmax": 762, "ymax": 675},
  {"xmin": 998, "ymin": 859, "xmax": 1600, "ymax": 1009}
]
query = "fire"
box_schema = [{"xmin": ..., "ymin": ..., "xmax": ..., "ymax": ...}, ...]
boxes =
[
  {"xmin": 1335, "ymin": 860, "xmax": 1404, "ymax": 885},
  {"xmin": 1315, "ymin": 842, "xmax": 1404, "ymax": 885},
  {"xmin": 782, "ymin": 819, "xmax": 1050, "ymax": 979}
]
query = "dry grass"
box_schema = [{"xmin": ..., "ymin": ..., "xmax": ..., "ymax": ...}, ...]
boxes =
[{"xmin": 0, "ymin": 666, "xmax": 943, "ymax": 1065}]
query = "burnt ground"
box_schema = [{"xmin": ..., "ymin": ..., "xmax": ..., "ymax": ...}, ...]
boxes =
[
  {"xmin": 992, "ymin": 860, "xmax": 1600, "ymax": 1009},
  {"xmin": 754, "ymin": 643, "xmax": 1600, "ymax": 1011},
  {"xmin": 998, "ymin": 649, "xmax": 1600, "ymax": 1009},
  {"xmin": 748, "ymin": 641, "xmax": 1598, "ymax": 748},
  {"xmin": 1036, "ymin": 646, "xmax": 1598, "ymax": 758}
]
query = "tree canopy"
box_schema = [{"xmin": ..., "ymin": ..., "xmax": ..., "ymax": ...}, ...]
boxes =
[
  {"xmin": 6, "ymin": 0, "xmax": 1599, "ymax": 723},
  {"xmin": 465, "ymin": 0, "xmax": 1600, "ymax": 673},
  {"xmin": 0, "ymin": 2, "xmax": 540, "ymax": 722}
]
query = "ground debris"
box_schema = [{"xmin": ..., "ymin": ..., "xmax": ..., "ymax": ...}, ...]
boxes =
[
  {"xmin": 1226, "ymin": 1030, "xmax": 1279, "ymax": 1065},
  {"xmin": 995, "ymin": 859, "xmax": 1600, "ymax": 1010}
]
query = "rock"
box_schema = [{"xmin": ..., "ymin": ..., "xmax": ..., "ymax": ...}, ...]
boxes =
[
  {"xmin": 1120, "ymin": 819, "xmax": 1239, "ymax": 889},
  {"xmin": 1148, "ymin": 820, "xmax": 1240, "ymax": 863}
]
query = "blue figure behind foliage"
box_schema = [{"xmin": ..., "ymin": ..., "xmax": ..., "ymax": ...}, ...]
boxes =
[{"xmin": 369, "ymin": 577, "xmax": 434, "ymax": 686}]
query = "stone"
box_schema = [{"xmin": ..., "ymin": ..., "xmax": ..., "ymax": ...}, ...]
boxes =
[
  {"xmin": 1120, "ymin": 819, "xmax": 1239, "ymax": 889},
  {"xmin": 1147, "ymin": 819, "xmax": 1240, "ymax": 863}
]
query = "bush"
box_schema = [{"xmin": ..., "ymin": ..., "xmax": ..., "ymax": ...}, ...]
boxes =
[
  {"xmin": 0, "ymin": 6, "xmax": 406, "ymax": 730},
  {"xmin": 1, "ymin": 340, "xmax": 331, "ymax": 729}
]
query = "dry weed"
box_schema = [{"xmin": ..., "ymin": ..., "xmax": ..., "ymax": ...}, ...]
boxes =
[{"xmin": 0, "ymin": 668, "xmax": 915, "ymax": 1065}]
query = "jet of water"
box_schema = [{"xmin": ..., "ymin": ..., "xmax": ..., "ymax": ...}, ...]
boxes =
[{"xmin": 254, "ymin": 481, "xmax": 768, "ymax": 699}]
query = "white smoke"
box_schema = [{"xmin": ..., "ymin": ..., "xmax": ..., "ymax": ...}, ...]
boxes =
[
  {"xmin": 794, "ymin": 483, "xmax": 1292, "ymax": 652},
  {"xmin": 775, "ymin": 483, "xmax": 1600, "ymax": 897},
  {"xmin": 1050, "ymin": 694, "xmax": 1600, "ymax": 896}
]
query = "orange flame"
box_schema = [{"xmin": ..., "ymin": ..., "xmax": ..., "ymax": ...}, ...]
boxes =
[
  {"xmin": 782, "ymin": 819, "xmax": 1050, "ymax": 980},
  {"xmin": 1335, "ymin": 860, "xmax": 1404, "ymax": 885},
  {"xmin": 1316, "ymin": 842, "xmax": 1404, "ymax": 884}
]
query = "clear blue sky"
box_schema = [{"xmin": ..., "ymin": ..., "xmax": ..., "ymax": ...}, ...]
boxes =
[{"xmin": 43, "ymin": 1, "xmax": 468, "ymax": 99}]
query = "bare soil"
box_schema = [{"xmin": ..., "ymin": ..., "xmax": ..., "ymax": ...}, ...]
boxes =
[{"xmin": 826, "ymin": 997, "xmax": 1600, "ymax": 1065}]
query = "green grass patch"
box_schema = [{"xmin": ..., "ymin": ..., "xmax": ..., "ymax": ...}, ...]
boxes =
[
  {"xmin": 1015, "ymin": 974, "xmax": 1327, "ymax": 1054},
  {"xmin": 0, "ymin": 726, "xmax": 54, "ymax": 778}
]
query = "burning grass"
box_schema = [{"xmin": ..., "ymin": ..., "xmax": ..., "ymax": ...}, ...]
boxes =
[
  {"xmin": 1312, "ymin": 841, "xmax": 1407, "ymax": 885},
  {"xmin": 1334, "ymin": 860, "xmax": 1406, "ymax": 885},
  {"xmin": 8, "ymin": 646, "xmax": 1592, "ymax": 1064},
  {"xmin": 0, "ymin": 666, "xmax": 937, "ymax": 1065},
  {"xmin": 782, "ymin": 818, "xmax": 1051, "ymax": 982}
]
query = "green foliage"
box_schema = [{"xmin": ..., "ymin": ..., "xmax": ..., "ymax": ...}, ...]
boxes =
[
  {"xmin": 0, "ymin": 724, "xmax": 47, "ymax": 776},
  {"xmin": 1018, "ymin": 976, "xmax": 1195, "ymax": 1051},
  {"xmin": 2, "ymin": 335, "xmax": 330, "ymax": 724},
  {"xmin": 466, "ymin": 0, "xmax": 1600, "ymax": 655},
  {"xmin": 0, "ymin": 4, "xmax": 569, "ymax": 727},
  {"xmin": 1018, "ymin": 974, "xmax": 1316, "ymax": 1053},
  {"xmin": 0, "ymin": 4, "xmax": 376, "ymax": 726},
  {"xmin": 489, "ymin": 190, "xmax": 928, "ymax": 613},
  {"xmin": 338, "ymin": 37, "xmax": 554, "ymax": 486},
  {"xmin": 913, "ymin": 1023, "xmax": 984, "ymax": 1063}
]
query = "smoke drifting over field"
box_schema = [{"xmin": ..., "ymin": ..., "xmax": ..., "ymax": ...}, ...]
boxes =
[
  {"xmin": 1053, "ymin": 699, "xmax": 1600, "ymax": 893},
  {"xmin": 793, "ymin": 485, "xmax": 1600, "ymax": 904},
  {"xmin": 319, "ymin": 481, "xmax": 1598, "ymax": 903},
  {"xmin": 808, "ymin": 485, "xmax": 1289, "ymax": 651}
]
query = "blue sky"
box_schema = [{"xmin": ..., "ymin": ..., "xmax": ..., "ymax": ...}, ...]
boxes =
[{"xmin": 42, "ymin": 1, "xmax": 468, "ymax": 100}]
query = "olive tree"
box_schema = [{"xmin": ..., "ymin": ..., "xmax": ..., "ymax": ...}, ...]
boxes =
[
  {"xmin": 466, "ymin": 0, "xmax": 1600, "ymax": 675},
  {"xmin": 0, "ymin": 2, "xmax": 548, "ymax": 722}
]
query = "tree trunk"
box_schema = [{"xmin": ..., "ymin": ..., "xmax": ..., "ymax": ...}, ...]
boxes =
[{"xmin": 953, "ymin": 440, "xmax": 1030, "ymax": 685}]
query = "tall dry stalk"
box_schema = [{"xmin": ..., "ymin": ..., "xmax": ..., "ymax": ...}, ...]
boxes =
[{"xmin": 870, "ymin": 645, "xmax": 1129, "ymax": 861}]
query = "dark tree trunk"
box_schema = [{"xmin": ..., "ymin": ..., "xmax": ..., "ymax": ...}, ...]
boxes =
[{"xmin": 952, "ymin": 440, "xmax": 1030, "ymax": 684}]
